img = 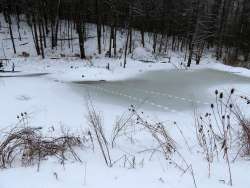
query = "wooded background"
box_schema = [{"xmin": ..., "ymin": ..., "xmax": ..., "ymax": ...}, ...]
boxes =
[{"xmin": 0, "ymin": 0, "xmax": 249, "ymax": 67}]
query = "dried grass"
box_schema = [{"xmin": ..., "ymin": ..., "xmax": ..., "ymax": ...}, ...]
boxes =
[{"xmin": 0, "ymin": 126, "xmax": 82, "ymax": 169}]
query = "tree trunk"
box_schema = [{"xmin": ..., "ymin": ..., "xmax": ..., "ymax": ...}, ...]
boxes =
[
  {"xmin": 141, "ymin": 30, "xmax": 145, "ymax": 47},
  {"xmin": 109, "ymin": 25, "xmax": 113, "ymax": 58},
  {"xmin": 33, "ymin": 20, "xmax": 41, "ymax": 56},
  {"xmin": 7, "ymin": 15, "xmax": 16, "ymax": 54},
  {"xmin": 153, "ymin": 33, "xmax": 157, "ymax": 53},
  {"xmin": 113, "ymin": 26, "xmax": 117, "ymax": 57},
  {"xmin": 187, "ymin": 40, "xmax": 194, "ymax": 67},
  {"xmin": 39, "ymin": 22, "xmax": 45, "ymax": 58},
  {"xmin": 96, "ymin": 0, "xmax": 102, "ymax": 54},
  {"xmin": 77, "ymin": 20, "xmax": 85, "ymax": 59},
  {"xmin": 123, "ymin": 29, "xmax": 130, "ymax": 68},
  {"xmin": 129, "ymin": 28, "xmax": 132, "ymax": 54}
]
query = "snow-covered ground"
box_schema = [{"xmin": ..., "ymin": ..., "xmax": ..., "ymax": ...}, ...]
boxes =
[
  {"xmin": 1, "ymin": 56, "xmax": 250, "ymax": 188},
  {"xmin": 1, "ymin": 15, "xmax": 250, "ymax": 188}
]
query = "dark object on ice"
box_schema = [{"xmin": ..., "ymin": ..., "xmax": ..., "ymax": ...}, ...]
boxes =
[
  {"xmin": 138, "ymin": 59, "xmax": 156, "ymax": 63},
  {"xmin": 12, "ymin": 63, "xmax": 15, "ymax": 72},
  {"xmin": 19, "ymin": 42, "xmax": 29, "ymax": 46},
  {"xmin": 0, "ymin": 61, "xmax": 3, "ymax": 71},
  {"xmin": 105, "ymin": 51, "xmax": 111, "ymax": 57},
  {"xmin": 74, "ymin": 53, "xmax": 80, "ymax": 58},
  {"xmin": 106, "ymin": 63, "xmax": 110, "ymax": 70},
  {"xmin": 74, "ymin": 80, "xmax": 106, "ymax": 85},
  {"xmin": 18, "ymin": 52, "xmax": 30, "ymax": 57}
]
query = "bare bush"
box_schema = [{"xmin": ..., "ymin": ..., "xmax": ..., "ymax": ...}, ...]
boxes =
[
  {"xmin": 125, "ymin": 106, "xmax": 198, "ymax": 187},
  {"xmin": 0, "ymin": 126, "xmax": 82, "ymax": 169},
  {"xmin": 110, "ymin": 104, "xmax": 176, "ymax": 163},
  {"xmin": 237, "ymin": 118, "xmax": 250, "ymax": 157},
  {"xmin": 195, "ymin": 89, "xmax": 236, "ymax": 185},
  {"xmin": 111, "ymin": 110, "xmax": 136, "ymax": 148},
  {"xmin": 87, "ymin": 103, "xmax": 112, "ymax": 167},
  {"xmin": 128, "ymin": 105, "xmax": 176, "ymax": 159},
  {"xmin": 233, "ymin": 105, "xmax": 250, "ymax": 158}
]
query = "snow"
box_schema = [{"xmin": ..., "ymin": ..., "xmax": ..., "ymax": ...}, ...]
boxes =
[
  {"xmin": 1, "ymin": 15, "xmax": 250, "ymax": 188},
  {"xmin": 1, "ymin": 57, "xmax": 250, "ymax": 188},
  {"xmin": 132, "ymin": 47, "xmax": 156, "ymax": 62}
]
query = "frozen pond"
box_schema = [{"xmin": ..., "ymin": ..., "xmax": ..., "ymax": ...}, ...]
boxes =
[{"xmin": 72, "ymin": 69, "xmax": 250, "ymax": 112}]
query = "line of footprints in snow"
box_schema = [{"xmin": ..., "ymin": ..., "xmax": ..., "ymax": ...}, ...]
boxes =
[{"xmin": 88, "ymin": 85, "xmax": 210, "ymax": 113}]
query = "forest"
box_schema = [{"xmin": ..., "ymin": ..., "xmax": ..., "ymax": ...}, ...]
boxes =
[
  {"xmin": 1, "ymin": 1, "xmax": 250, "ymax": 188},
  {"xmin": 0, "ymin": 0, "xmax": 249, "ymax": 67}
]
